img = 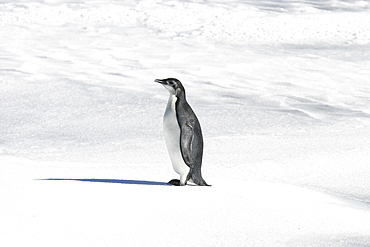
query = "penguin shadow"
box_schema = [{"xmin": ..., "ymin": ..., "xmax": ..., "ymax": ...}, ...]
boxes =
[{"xmin": 37, "ymin": 178, "xmax": 172, "ymax": 186}]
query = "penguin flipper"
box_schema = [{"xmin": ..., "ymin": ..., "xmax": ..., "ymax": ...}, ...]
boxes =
[{"xmin": 179, "ymin": 118, "xmax": 196, "ymax": 168}]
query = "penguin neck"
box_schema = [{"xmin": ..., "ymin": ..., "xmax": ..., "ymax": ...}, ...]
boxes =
[{"xmin": 174, "ymin": 90, "xmax": 186, "ymax": 102}]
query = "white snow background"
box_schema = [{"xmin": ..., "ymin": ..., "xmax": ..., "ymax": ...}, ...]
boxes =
[{"xmin": 1, "ymin": 0, "xmax": 370, "ymax": 246}]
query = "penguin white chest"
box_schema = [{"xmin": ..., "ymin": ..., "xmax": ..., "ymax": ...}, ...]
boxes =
[{"xmin": 163, "ymin": 95, "xmax": 190, "ymax": 177}]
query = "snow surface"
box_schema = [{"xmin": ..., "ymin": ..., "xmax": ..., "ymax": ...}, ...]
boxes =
[{"xmin": 1, "ymin": 0, "xmax": 370, "ymax": 246}]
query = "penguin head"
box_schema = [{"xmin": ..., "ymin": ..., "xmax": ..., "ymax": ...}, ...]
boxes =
[{"xmin": 155, "ymin": 78, "xmax": 185, "ymax": 96}]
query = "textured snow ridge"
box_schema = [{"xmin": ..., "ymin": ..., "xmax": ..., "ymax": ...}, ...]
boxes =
[
  {"xmin": 1, "ymin": 1, "xmax": 370, "ymax": 45},
  {"xmin": 0, "ymin": 2, "xmax": 140, "ymax": 26}
]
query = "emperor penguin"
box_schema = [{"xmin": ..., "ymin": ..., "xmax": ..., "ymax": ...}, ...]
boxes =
[{"xmin": 155, "ymin": 78, "xmax": 210, "ymax": 186}]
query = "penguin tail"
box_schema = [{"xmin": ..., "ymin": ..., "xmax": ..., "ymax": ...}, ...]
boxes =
[
  {"xmin": 197, "ymin": 178, "xmax": 211, "ymax": 186},
  {"xmin": 189, "ymin": 168, "xmax": 211, "ymax": 186}
]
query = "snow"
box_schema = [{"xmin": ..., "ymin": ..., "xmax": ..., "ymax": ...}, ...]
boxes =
[{"xmin": 1, "ymin": 0, "xmax": 370, "ymax": 246}]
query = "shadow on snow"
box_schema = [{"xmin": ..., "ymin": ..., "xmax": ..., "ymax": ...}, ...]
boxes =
[{"xmin": 37, "ymin": 178, "xmax": 171, "ymax": 186}]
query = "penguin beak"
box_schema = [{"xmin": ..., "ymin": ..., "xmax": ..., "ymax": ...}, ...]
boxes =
[
  {"xmin": 156, "ymin": 78, "xmax": 176, "ymax": 94},
  {"xmin": 155, "ymin": 79, "xmax": 166, "ymax": 85}
]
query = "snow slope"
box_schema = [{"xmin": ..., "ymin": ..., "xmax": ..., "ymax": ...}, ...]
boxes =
[{"xmin": 1, "ymin": 0, "xmax": 370, "ymax": 246}]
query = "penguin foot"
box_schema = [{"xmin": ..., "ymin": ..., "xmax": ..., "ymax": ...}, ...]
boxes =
[{"xmin": 168, "ymin": 179, "xmax": 181, "ymax": 186}]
